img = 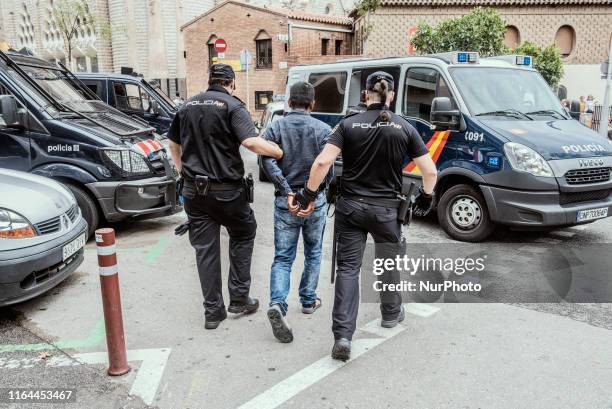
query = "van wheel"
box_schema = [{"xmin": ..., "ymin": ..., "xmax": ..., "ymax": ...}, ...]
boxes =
[
  {"xmin": 64, "ymin": 183, "xmax": 99, "ymax": 238},
  {"xmin": 437, "ymin": 184, "xmax": 495, "ymax": 242}
]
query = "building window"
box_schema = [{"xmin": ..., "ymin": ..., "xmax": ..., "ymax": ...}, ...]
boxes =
[
  {"xmin": 255, "ymin": 91, "xmax": 273, "ymax": 110},
  {"xmin": 335, "ymin": 40, "xmax": 343, "ymax": 55},
  {"xmin": 90, "ymin": 56, "xmax": 99, "ymax": 73},
  {"xmin": 76, "ymin": 56, "xmax": 87, "ymax": 72},
  {"xmin": 308, "ymin": 72, "xmax": 347, "ymax": 113},
  {"xmin": 321, "ymin": 38, "xmax": 329, "ymax": 55},
  {"xmin": 503, "ymin": 26, "xmax": 520, "ymax": 49},
  {"xmin": 256, "ymin": 39, "xmax": 272, "ymax": 69},
  {"xmin": 207, "ymin": 35, "xmax": 218, "ymax": 67},
  {"xmin": 555, "ymin": 25, "xmax": 575, "ymax": 58}
]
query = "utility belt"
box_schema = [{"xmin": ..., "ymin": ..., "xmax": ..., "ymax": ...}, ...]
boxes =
[
  {"xmin": 341, "ymin": 195, "xmax": 402, "ymax": 209},
  {"xmin": 182, "ymin": 174, "xmax": 255, "ymax": 203},
  {"xmin": 339, "ymin": 181, "xmax": 417, "ymax": 225}
]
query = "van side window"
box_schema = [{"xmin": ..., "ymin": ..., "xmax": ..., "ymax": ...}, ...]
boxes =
[
  {"xmin": 404, "ymin": 68, "xmax": 456, "ymax": 122},
  {"xmin": 81, "ymin": 80, "xmax": 103, "ymax": 99},
  {"xmin": 113, "ymin": 82, "xmax": 150, "ymax": 113},
  {"xmin": 308, "ymin": 72, "xmax": 347, "ymax": 114}
]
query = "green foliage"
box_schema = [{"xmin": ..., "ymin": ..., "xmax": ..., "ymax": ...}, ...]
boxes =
[
  {"xmin": 51, "ymin": 0, "xmax": 110, "ymax": 65},
  {"xmin": 354, "ymin": 0, "xmax": 382, "ymax": 17},
  {"xmin": 513, "ymin": 41, "xmax": 564, "ymax": 89},
  {"xmin": 410, "ymin": 7, "xmax": 507, "ymax": 57}
]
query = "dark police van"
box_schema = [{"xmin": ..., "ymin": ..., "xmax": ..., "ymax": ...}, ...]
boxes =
[
  {"xmin": 286, "ymin": 52, "xmax": 612, "ymax": 242},
  {"xmin": 75, "ymin": 72, "xmax": 177, "ymax": 135},
  {"xmin": 0, "ymin": 50, "xmax": 181, "ymax": 237}
]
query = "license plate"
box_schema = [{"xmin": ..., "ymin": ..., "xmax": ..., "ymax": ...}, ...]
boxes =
[
  {"xmin": 577, "ymin": 207, "xmax": 609, "ymax": 222},
  {"xmin": 63, "ymin": 234, "xmax": 86, "ymax": 261}
]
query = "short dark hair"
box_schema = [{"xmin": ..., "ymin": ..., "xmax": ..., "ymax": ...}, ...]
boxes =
[
  {"xmin": 208, "ymin": 78, "xmax": 233, "ymax": 87},
  {"xmin": 289, "ymin": 82, "xmax": 315, "ymax": 110}
]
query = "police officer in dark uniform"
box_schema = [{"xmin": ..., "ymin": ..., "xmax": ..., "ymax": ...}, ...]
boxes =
[
  {"xmin": 167, "ymin": 64, "xmax": 284, "ymax": 330},
  {"xmin": 295, "ymin": 71, "xmax": 438, "ymax": 360}
]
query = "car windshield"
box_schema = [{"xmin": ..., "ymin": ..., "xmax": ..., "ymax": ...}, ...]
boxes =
[
  {"xmin": 16, "ymin": 64, "xmax": 100, "ymax": 113},
  {"xmin": 450, "ymin": 67, "xmax": 567, "ymax": 120}
]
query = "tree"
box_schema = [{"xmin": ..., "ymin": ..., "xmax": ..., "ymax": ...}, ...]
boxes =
[
  {"xmin": 51, "ymin": 0, "xmax": 108, "ymax": 70},
  {"xmin": 513, "ymin": 41, "xmax": 564, "ymax": 89},
  {"xmin": 410, "ymin": 7, "xmax": 507, "ymax": 57}
]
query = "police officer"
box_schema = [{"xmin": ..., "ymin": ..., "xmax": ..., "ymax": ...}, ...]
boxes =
[
  {"xmin": 295, "ymin": 71, "xmax": 438, "ymax": 360},
  {"xmin": 167, "ymin": 64, "xmax": 284, "ymax": 330}
]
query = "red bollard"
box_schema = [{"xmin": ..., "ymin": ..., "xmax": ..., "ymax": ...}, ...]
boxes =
[{"xmin": 95, "ymin": 228, "xmax": 131, "ymax": 376}]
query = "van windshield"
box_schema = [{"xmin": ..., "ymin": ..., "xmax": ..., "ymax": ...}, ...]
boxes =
[
  {"xmin": 14, "ymin": 64, "xmax": 101, "ymax": 113},
  {"xmin": 450, "ymin": 67, "xmax": 568, "ymax": 120}
]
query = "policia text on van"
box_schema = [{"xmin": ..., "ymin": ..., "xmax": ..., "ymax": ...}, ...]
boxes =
[
  {"xmin": 287, "ymin": 52, "xmax": 612, "ymax": 241},
  {"xmin": 0, "ymin": 50, "xmax": 181, "ymax": 236}
]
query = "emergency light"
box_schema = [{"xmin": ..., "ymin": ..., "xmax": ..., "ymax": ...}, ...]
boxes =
[
  {"xmin": 487, "ymin": 55, "xmax": 533, "ymax": 67},
  {"xmin": 516, "ymin": 55, "xmax": 532, "ymax": 66},
  {"xmin": 456, "ymin": 52, "xmax": 479, "ymax": 64}
]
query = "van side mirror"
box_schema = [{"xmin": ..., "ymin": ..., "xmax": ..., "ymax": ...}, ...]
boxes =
[
  {"xmin": 0, "ymin": 95, "xmax": 22, "ymax": 129},
  {"xmin": 430, "ymin": 97, "xmax": 461, "ymax": 131}
]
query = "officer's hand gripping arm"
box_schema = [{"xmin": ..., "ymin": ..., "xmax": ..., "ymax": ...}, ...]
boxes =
[
  {"xmin": 306, "ymin": 144, "xmax": 342, "ymax": 194},
  {"xmin": 242, "ymin": 137, "xmax": 284, "ymax": 159}
]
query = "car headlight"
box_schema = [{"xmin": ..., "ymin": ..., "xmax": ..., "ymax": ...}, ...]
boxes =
[
  {"xmin": 0, "ymin": 209, "xmax": 37, "ymax": 239},
  {"xmin": 100, "ymin": 148, "xmax": 151, "ymax": 177},
  {"xmin": 504, "ymin": 142, "xmax": 554, "ymax": 177}
]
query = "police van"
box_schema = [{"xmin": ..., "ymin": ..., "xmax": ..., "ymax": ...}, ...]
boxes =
[
  {"xmin": 0, "ymin": 50, "xmax": 181, "ymax": 237},
  {"xmin": 286, "ymin": 52, "xmax": 612, "ymax": 242},
  {"xmin": 75, "ymin": 72, "xmax": 177, "ymax": 135}
]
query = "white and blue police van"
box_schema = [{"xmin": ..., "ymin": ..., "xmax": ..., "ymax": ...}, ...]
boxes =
[{"xmin": 285, "ymin": 52, "xmax": 612, "ymax": 242}]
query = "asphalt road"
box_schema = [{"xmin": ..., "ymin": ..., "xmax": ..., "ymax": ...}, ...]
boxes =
[{"xmin": 1, "ymin": 150, "xmax": 612, "ymax": 409}]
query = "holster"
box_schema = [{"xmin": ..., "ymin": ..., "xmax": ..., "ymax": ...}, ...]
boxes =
[
  {"xmin": 245, "ymin": 173, "xmax": 255, "ymax": 203},
  {"xmin": 195, "ymin": 175, "xmax": 211, "ymax": 197},
  {"xmin": 397, "ymin": 182, "xmax": 417, "ymax": 225}
]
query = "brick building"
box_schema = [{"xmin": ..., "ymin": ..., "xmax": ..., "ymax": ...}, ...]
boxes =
[
  {"xmin": 181, "ymin": 0, "xmax": 356, "ymax": 114},
  {"xmin": 353, "ymin": 0, "xmax": 612, "ymax": 99}
]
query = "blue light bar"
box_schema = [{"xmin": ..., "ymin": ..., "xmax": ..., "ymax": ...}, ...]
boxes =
[
  {"xmin": 515, "ymin": 55, "xmax": 532, "ymax": 66},
  {"xmin": 458, "ymin": 53, "xmax": 468, "ymax": 63}
]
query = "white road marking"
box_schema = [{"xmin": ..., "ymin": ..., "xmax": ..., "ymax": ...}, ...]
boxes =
[
  {"xmin": 550, "ymin": 230, "xmax": 577, "ymax": 238},
  {"xmin": 0, "ymin": 348, "xmax": 171, "ymax": 406},
  {"xmin": 238, "ymin": 304, "xmax": 439, "ymax": 409}
]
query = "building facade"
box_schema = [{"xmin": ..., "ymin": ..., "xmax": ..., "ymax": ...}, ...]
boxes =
[
  {"xmin": 0, "ymin": 0, "xmax": 352, "ymax": 98},
  {"xmin": 182, "ymin": 0, "xmax": 356, "ymax": 114},
  {"xmin": 354, "ymin": 0, "xmax": 611, "ymax": 64}
]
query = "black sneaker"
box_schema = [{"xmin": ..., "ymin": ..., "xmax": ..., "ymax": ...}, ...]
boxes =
[
  {"xmin": 301, "ymin": 298, "xmax": 322, "ymax": 314},
  {"xmin": 381, "ymin": 305, "xmax": 405, "ymax": 328},
  {"xmin": 205, "ymin": 310, "xmax": 227, "ymax": 330},
  {"xmin": 331, "ymin": 338, "xmax": 351, "ymax": 362},
  {"xmin": 228, "ymin": 297, "xmax": 259, "ymax": 314},
  {"xmin": 267, "ymin": 305, "xmax": 293, "ymax": 343}
]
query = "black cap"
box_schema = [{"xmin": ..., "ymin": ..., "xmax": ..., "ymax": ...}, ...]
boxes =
[
  {"xmin": 210, "ymin": 64, "xmax": 235, "ymax": 80},
  {"xmin": 366, "ymin": 71, "xmax": 395, "ymax": 92},
  {"xmin": 289, "ymin": 81, "xmax": 315, "ymax": 107}
]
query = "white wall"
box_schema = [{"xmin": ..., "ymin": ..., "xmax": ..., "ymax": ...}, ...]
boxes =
[{"xmin": 560, "ymin": 64, "xmax": 608, "ymax": 102}]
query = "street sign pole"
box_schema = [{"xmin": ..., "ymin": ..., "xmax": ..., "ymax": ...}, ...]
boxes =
[
  {"xmin": 601, "ymin": 41, "xmax": 612, "ymax": 139},
  {"xmin": 240, "ymin": 49, "xmax": 252, "ymax": 112}
]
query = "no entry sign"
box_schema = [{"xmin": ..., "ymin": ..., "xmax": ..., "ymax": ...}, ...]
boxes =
[{"xmin": 214, "ymin": 39, "xmax": 227, "ymax": 53}]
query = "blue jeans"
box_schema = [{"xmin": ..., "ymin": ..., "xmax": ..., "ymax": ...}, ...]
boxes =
[{"xmin": 269, "ymin": 194, "xmax": 327, "ymax": 315}]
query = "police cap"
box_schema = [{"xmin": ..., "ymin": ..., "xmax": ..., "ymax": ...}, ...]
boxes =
[
  {"xmin": 210, "ymin": 64, "xmax": 236, "ymax": 80},
  {"xmin": 366, "ymin": 71, "xmax": 395, "ymax": 92}
]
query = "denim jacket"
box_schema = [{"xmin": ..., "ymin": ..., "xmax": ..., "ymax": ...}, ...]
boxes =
[{"xmin": 262, "ymin": 111, "xmax": 333, "ymax": 196}]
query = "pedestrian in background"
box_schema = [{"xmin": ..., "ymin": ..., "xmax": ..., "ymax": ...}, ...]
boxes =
[
  {"xmin": 167, "ymin": 64, "xmax": 283, "ymax": 330},
  {"xmin": 262, "ymin": 81, "xmax": 332, "ymax": 343}
]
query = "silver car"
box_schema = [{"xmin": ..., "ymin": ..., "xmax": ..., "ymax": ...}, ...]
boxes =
[{"xmin": 0, "ymin": 169, "xmax": 87, "ymax": 306}]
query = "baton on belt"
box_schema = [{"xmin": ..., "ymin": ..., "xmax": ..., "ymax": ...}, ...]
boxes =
[{"xmin": 331, "ymin": 217, "xmax": 338, "ymax": 284}]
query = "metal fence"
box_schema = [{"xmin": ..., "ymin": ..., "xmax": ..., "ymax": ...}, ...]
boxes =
[{"xmin": 591, "ymin": 104, "xmax": 612, "ymax": 133}]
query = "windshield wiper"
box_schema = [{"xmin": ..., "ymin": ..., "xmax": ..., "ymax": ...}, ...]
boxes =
[
  {"xmin": 476, "ymin": 109, "xmax": 533, "ymax": 120},
  {"xmin": 526, "ymin": 109, "xmax": 566, "ymax": 119}
]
